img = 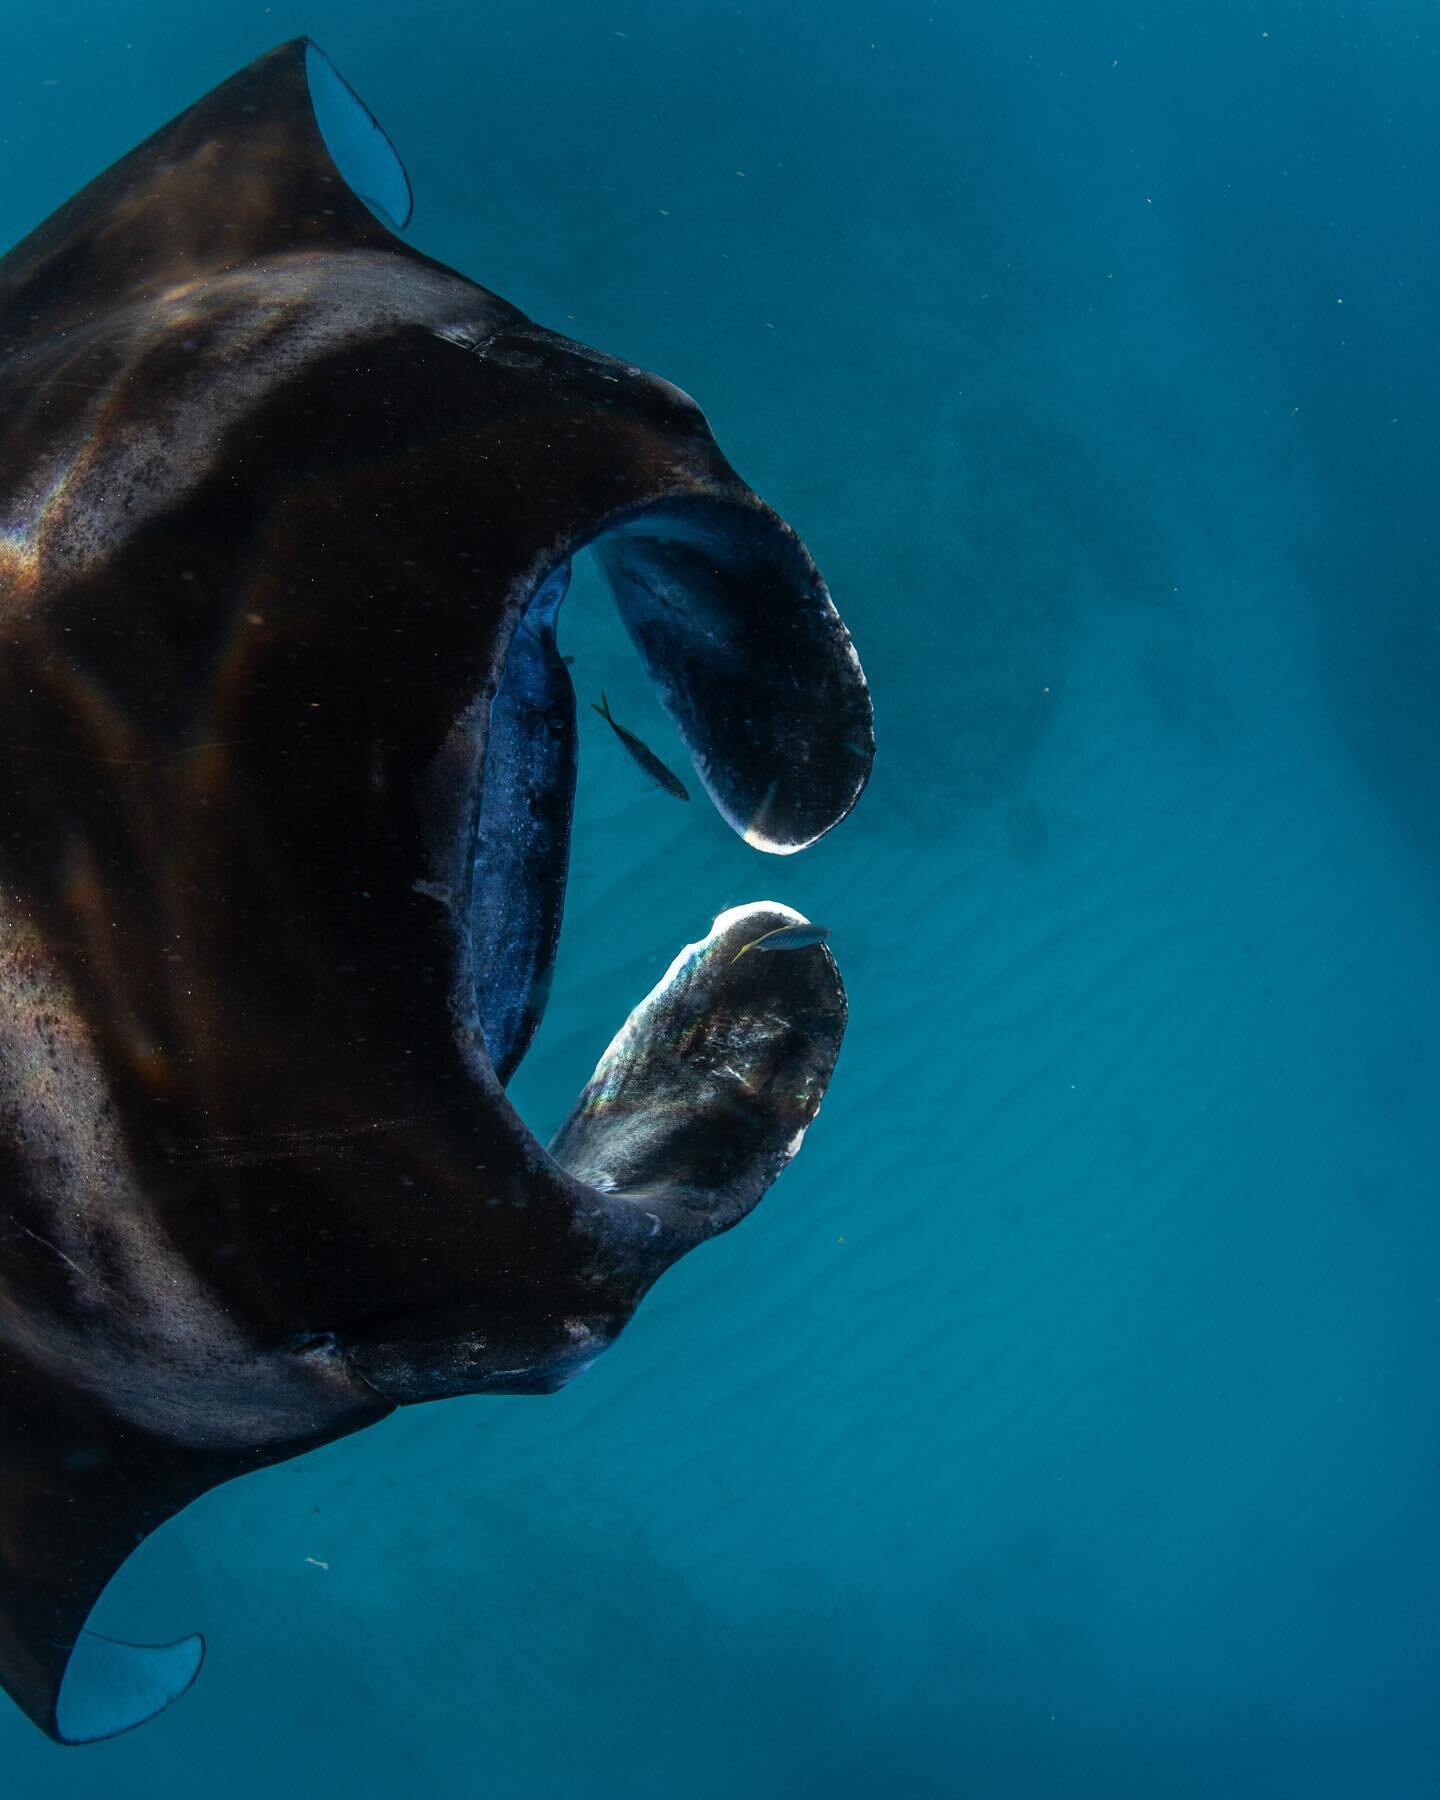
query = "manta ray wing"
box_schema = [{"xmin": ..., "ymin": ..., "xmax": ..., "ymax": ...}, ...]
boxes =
[{"xmin": 0, "ymin": 39, "xmax": 872, "ymax": 1741}]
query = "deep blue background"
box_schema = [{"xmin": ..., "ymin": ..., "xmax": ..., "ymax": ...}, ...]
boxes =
[{"xmin": 3, "ymin": 2, "xmax": 1438, "ymax": 1793}]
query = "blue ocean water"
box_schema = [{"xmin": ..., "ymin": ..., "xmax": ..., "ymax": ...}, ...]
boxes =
[{"xmin": 3, "ymin": 1, "xmax": 1437, "ymax": 1793}]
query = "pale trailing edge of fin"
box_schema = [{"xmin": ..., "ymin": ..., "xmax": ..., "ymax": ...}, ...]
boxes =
[
  {"xmin": 303, "ymin": 42, "xmax": 413, "ymax": 230},
  {"xmin": 55, "ymin": 1631, "xmax": 206, "ymax": 1745}
]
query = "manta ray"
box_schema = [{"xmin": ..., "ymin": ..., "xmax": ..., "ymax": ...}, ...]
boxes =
[{"xmin": 0, "ymin": 40, "xmax": 872, "ymax": 1742}]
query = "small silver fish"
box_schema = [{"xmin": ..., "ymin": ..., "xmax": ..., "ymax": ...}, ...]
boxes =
[
  {"xmin": 591, "ymin": 691, "xmax": 690, "ymax": 801},
  {"xmin": 730, "ymin": 923, "xmax": 830, "ymax": 964}
]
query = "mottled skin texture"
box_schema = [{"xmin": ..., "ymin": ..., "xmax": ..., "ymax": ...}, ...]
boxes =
[{"xmin": 0, "ymin": 41, "xmax": 871, "ymax": 1740}]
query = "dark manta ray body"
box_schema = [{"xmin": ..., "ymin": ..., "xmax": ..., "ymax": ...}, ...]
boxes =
[{"xmin": 0, "ymin": 42, "xmax": 872, "ymax": 1743}]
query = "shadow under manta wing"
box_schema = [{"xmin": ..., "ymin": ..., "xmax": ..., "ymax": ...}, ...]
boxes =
[{"xmin": 0, "ymin": 36, "xmax": 873, "ymax": 1743}]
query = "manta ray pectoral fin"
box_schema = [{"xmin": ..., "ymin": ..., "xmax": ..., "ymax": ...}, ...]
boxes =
[
  {"xmin": 0, "ymin": 39, "xmax": 425, "ymax": 326},
  {"xmin": 54, "ymin": 1632, "xmax": 206, "ymax": 1746},
  {"xmin": 0, "ymin": 1366, "xmax": 223, "ymax": 1743},
  {"xmin": 303, "ymin": 42, "xmax": 413, "ymax": 230},
  {"xmin": 0, "ymin": 1357, "xmax": 380, "ymax": 1744}
]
